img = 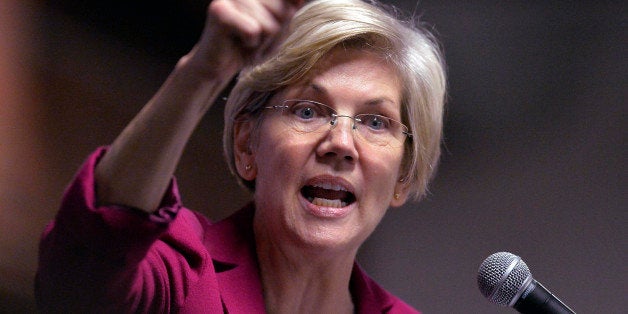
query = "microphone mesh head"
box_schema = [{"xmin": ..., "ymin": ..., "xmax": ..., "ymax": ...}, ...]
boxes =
[{"xmin": 477, "ymin": 252, "xmax": 532, "ymax": 306}]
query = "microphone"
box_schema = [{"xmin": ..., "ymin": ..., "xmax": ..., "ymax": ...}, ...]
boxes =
[{"xmin": 477, "ymin": 252, "xmax": 575, "ymax": 314}]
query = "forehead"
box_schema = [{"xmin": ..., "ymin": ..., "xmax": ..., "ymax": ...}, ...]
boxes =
[{"xmin": 283, "ymin": 47, "xmax": 403, "ymax": 108}]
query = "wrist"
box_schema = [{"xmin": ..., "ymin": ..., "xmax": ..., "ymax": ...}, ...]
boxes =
[{"xmin": 175, "ymin": 47, "xmax": 241, "ymax": 83}]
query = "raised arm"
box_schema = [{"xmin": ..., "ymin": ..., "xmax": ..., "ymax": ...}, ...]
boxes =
[{"xmin": 95, "ymin": 0, "xmax": 302, "ymax": 212}]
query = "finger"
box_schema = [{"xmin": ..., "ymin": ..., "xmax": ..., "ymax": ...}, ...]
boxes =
[
  {"xmin": 232, "ymin": 0, "xmax": 285, "ymax": 41},
  {"xmin": 211, "ymin": 0, "xmax": 283, "ymax": 48},
  {"xmin": 249, "ymin": 0, "xmax": 306, "ymax": 55},
  {"xmin": 209, "ymin": 1, "xmax": 259, "ymax": 48},
  {"xmin": 257, "ymin": 0, "xmax": 302, "ymax": 23}
]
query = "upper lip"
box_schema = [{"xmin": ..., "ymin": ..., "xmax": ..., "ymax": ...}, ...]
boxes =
[{"xmin": 303, "ymin": 175, "xmax": 356, "ymax": 196}]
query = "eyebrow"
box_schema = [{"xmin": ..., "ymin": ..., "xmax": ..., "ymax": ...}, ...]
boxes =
[{"xmin": 306, "ymin": 82, "xmax": 325, "ymax": 95}]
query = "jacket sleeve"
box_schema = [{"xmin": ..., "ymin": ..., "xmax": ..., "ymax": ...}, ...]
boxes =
[{"xmin": 35, "ymin": 147, "xmax": 210, "ymax": 313}]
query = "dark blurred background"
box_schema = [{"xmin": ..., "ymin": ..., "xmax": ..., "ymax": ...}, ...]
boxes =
[{"xmin": 1, "ymin": 0, "xmax": 625, "ymax": 312}]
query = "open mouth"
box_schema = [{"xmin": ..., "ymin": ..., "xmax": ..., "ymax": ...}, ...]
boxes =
[{"xmin": 301, "ymin": 183, "xmax": 356, "ymax": 208}]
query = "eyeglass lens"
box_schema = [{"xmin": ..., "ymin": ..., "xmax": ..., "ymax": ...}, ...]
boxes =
[{"xmin": 269, "ymin": 100, "xmax": 409, "ymax": 146}]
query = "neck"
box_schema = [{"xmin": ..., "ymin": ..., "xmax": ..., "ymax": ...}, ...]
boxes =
[{"xmin": 255, "ymin": 231, "xmax": 357, "ymax": 314}]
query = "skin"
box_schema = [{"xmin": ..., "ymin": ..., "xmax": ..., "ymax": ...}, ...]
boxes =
[
  {"xmin": 93, "ymin": 0, "xmax": 409, "ymax": 312},
  {"xmin": 235, "ymin": 48, "xmax": 410, "ymax": 313},
  {"xmin": 95, "ymin": 0, "xmax": 302, "ymax": 211}
]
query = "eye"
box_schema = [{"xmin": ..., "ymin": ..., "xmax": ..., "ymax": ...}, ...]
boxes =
[
  {"xmin": 359, "ymin": 114, "xmax": 391, "ymax": 131},
  {"xmin": 290, "ymin": 101, "xmax": 329, "ymax": 120},
  {"xmin": 294, "ymin": 105, "xmax": 315, "ymax": 119}
]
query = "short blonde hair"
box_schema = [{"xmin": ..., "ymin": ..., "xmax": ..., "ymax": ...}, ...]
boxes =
[{"xmin": 223, "ymin": 0, "xmax": 446, "ymax": 200}]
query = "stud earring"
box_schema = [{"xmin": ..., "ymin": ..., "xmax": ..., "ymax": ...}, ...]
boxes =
[
  {"xmin": 394, "ymin": 193, "xmax": 400, "ymax": 200},
  {"xmin": 245, "ymin": 164, "xmax": 252, "ymax": 171}
]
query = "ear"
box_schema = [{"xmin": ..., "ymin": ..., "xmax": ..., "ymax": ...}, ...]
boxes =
[
  {"xmin": 389, "ymin": 178, "xmax": 410, "ymax": 207},
  {"xmin": 234, "ymin": 119, "xmax": 257, "ymax": 181}
]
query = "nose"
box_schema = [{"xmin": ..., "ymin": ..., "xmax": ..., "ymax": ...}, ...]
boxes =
[
  {"xmin": 317, "ymin": 116, "xmax": 359, "ymax": 163},
  {"xmin": 330, "ymin": 114, "xmax": 357, "ymax": 130}
]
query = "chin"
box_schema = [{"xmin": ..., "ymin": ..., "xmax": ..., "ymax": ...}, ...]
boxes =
[{"xmin": 292, "ymin": 198, "xmax": 368, "ymax": 253}]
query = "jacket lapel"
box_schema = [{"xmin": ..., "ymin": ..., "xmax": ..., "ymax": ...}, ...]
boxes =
[{"xmin": 204, "ymin": 204, "xmax": 267, "ymax": 313}]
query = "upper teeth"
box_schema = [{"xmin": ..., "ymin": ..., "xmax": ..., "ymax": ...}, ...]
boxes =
[{"xmin": 312, "ymin": 182, "xmax": 347, "ymax": 192}]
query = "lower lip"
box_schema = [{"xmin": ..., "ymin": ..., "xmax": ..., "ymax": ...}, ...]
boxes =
[{"xmin": 298, "ymin": 193, "xmax": 354, "ymax": 219}]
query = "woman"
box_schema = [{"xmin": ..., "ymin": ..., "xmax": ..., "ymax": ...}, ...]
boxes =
[{"xmin": 36, "ymin": 0, "xmax": 446, "ymax": 312}]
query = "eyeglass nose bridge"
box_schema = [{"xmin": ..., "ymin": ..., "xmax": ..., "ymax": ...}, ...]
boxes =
[{"xmin": 329, "ymin": 113, "xmax": 360, "ymax": 130}]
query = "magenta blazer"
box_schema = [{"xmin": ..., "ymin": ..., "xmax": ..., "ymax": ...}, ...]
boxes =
[{"xmin": 36, "ymin": 148, "xmax": 420, "ymax": 313}]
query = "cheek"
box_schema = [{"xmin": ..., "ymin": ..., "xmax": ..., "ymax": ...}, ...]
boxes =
[
  {"xmin": 364, "ymin": 149, "xmax": 404, "ymax": 184},
  {"xmin": 254, "ymin": 127, "xmax": 308, "ymax": 186}
]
